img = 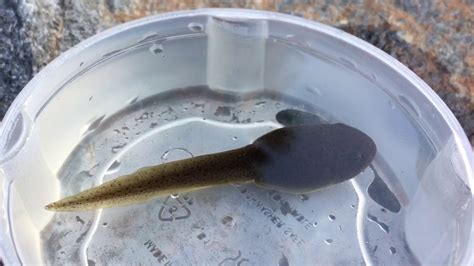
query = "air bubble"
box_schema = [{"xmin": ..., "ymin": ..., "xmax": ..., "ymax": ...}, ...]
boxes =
[
  {"xmin": 188, "ymin": 22, "xmax": 204, "ymax": 32},
  {"xmin": 102, "ymin": 222, "xmax": 108, "ymax": 227},
  {"xmin": 324, "ymin": 239, "xmax": 334, "ymax": 245},
  {"xmin": 232, "ymin": 136, "xmax": 238, "ymax": 141},
  {"xmin": 328, "ymin": 215, "xmax": 336, "ymax": 221},
  {"xmin": 150, "ymin": 43, "xmax": 163, "ymax": 55},
  {"xmin": 170, "ymin": 194, "xmax": 179, "ymax": 199}
]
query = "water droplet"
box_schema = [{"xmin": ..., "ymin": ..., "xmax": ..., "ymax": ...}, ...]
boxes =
[
  {"xmin": 215, "ymin": 106, "xmax": 232, "ymax": 116},
  {"xmin": 188, "ymin": 22, "xmax": 204, "ymax": 32},
  {"xmin": 138, "ymin": 33, "xmax": 160, "ymax": 44},
  {"xmin": 279, "ymin": 254, "xmax": 289, "ymax": 266},
  {"xmin": 389, "ymin": 247, "xmax": 396, "ymax": 254},
  {"xmin": 221, "ymin": 215, "xmax": 234, "ymax": 227},
  {"xmin": 398, "ymin": 95, "xmax": 420, "ymax": 117},
  {"xmin": 299, "ymin": 194, "xmax": 309, "ymax": 201},
  {"xmin": 305, "ymin": 85, "xmax": 322, "ymax": 96},
  {"xmin": 371, "ymin": 73, "xmax": 377, "ymax": 81},
  {"xmin": 367, "ymin": 214, "xmax": 390, "ymax": 234},
  {"xmin": 350, "ymin": 204, "xmax": 356, "ymax": 209},
  {"xmin": 339, "ymin": 57, "xmax": 357, "ymax": 70},
  {"xmin": 127, "ymin": 96, "xmax": 139, "ymax": 105},
  {"xmin": 106, "ymin": 160, "xmax": 121, "ymax": 175},
  {"xmin": 328, "ymin": 215, "xmax": 336, "ymax": 221},
  {"xmin": 86, "ymin": 163, "xmax": 100, "ymax": 177},
  {"xmin": 75, "ymin": 216, "xmax": 85, "ymax": 224},
  {"xmin": 324, "ymin": 239, "xmax": 334, "ymax": 245},
  {"xmin": 285, "ymin": 34, "xmax": 311, "ymax": 47},
  {"xmin": 170, "ymin": 193, "xmax": 179, "ymax": 199},
  {"xmin": 312, "ymin": 222, "xmax": 318, "ymax": 227},
  {"xmin": 150, "ymin": 43, "xmax": 163, "ymax": 54},
  {"xmin": 389, "ymin": 100, "xmax": 396, "ymax": 110},
  {"xmin": 368, "ymin": 167, "xmax": 401, "ymax": 213},
  {"xmin": 111, "ymin": 143, "xmax": 126, "ymax": 153},
  {"xmin": 197, "ymin": 233, "xmax": 206, "ymax": 240},
  {"xmin": 102, "ymin": 49, "xmax": 121, "ymax": 58},
  {"xmin": 102, "ymin": 222, "xmax": 108, "ymax": 227},
  {"xmin": 232, "ymin": 136, "xmax": 238, "ymax": 140},
  {"xmin": 338, "ymin": 225, "xmax": 343, "ymax": 231},
  {"xmin": 113, "ymin": 129, "xmax": 120, "ymax": 134},
  {"xmin": 161, "ymin": 148, "xmax": 194, "ymax": 162},
  {"xmin": 82, "ymin": 115, "xmax": 106, "ymax": 135}
]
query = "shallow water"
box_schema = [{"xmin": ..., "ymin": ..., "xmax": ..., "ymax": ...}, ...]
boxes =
[{"xmin": 38, "ymin": 86, "xmax": 418, "ymax": 265}]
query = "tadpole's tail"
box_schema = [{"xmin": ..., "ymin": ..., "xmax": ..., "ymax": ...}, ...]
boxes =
[{"xmin": 45, "ymin": 147, "xmax": 258, "ymax": 212}]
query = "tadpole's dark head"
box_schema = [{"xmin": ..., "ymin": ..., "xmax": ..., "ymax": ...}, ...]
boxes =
[{"xmin": 251, "ymin": 123, "xmax": 377, "ymax": 193}]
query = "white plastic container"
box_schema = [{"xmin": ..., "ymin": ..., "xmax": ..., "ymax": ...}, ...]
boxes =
[{"xmin": 0, "ymin": 9, "xmax": 472, "ymax": 265}]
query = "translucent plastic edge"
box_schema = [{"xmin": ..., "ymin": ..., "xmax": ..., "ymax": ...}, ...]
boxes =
[{"xmin": 0, "ymin": 8, "xmax": 471, "ymax": 265}]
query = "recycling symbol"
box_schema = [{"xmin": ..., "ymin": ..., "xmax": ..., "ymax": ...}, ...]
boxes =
[{"xmin": 158, "ymin": 196, "xmax": 191, "ymax": 221}]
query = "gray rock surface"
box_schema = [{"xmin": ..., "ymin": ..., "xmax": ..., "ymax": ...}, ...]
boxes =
[{"xmin": 0, "ymin": 1, "xmax": 33, "ymax": 118}]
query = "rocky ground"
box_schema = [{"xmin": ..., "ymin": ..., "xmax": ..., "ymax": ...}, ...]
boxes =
[{"xmin": 0, "ymin": 0, "xmax": 473, "ymax": 144}]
